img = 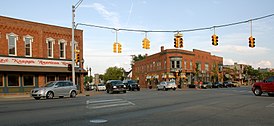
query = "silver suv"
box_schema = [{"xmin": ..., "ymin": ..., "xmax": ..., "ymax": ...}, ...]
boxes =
[{"xmin": 31, "ymin": 80, "xmax": 78, "ymax": 100}]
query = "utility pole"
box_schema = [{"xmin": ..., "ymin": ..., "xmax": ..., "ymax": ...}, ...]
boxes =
[{"xmin": 72, "ymin": 0, "xmax": 83, "ymax": 85}]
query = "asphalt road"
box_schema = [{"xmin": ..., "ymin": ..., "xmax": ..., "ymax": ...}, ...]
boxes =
[{"xmin": 0, "ymin": 87, "xmax": 274, "ymax": 126}]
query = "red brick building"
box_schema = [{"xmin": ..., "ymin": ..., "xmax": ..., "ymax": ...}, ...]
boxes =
[
  {"xmin": 132, "ymin": 46, "xmax": 223, "ymax": 88},
  {"xmin": 0, "ymin": 16, "xmax": 87, "ymax": 93}
]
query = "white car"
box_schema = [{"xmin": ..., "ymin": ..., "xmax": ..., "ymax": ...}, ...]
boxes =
[
  {"xmin": 96, "ymin": 83, "xmax": 106, "ymax": 91},
  {"xmin": 157, "ymin": 81, "xmax": 177, "ymax": 91}
]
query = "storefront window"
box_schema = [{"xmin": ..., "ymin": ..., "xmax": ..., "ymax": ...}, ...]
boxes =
[
  {"xmin": 8, "ymin": 75, "xmax": 19, "ymax": 87},
  {"xmin": 47, "ymin": 76, "xmax": 55, "ymax": 82},
  {"xmin": 59, "ymin": 76, "xmax": 67, "ymax": 80},
  {"xmin": 23, "ymin": 75, "xmax": 34, "ymax": 86}
]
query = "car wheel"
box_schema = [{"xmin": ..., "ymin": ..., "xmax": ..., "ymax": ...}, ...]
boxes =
[
  {"xmin": 107, "ymin": 90, "xmax": 109, "ymax": 93},
  {"xmin": 163, "ymin": 87, "xmax": 167, "ymax": 91},
  {"xmin": 46, "ymin": 91, "xmax": 54, "ymax": 99},
  {"xmin": 173, "ymin": 88, "xmax": 176, "ymax": 91},
  {"xmin": 34, "ymin": 97, "xmax": 41, "ymax": 100},
  {"xmin": 70, "ymin": 91, "xmax": 77, "ymax": 98},
  {"xmin": 137, "ymin": 88, "xmax": 140, "ymax": 91},
  {"xmin": 253, "ymin": 88, "xmax": 262, "ymax": 96},
  {"xmin": 123, "ymin": 90, "xmax": 126, "ymax": 93}
]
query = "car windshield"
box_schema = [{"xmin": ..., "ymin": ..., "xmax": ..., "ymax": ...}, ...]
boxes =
[
  {"xmin": 128, "ymin": 80, "xmax": 137, "ymax": 84},
  {"xmin": 167, "ymin": 81, "xmax": 175, "ymax": 84},
  {"xmin": 98, "ymin": 84, "xmax": 105, "ymax": 86},
  {"xmin": 111, "ymin": 81, "xmax": 123, "ymax": 85},
  {"xmin": 44, "ymin": 81, "xmax": 55, "ymax": 87}
]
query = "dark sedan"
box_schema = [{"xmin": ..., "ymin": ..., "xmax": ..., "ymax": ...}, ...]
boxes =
[
  {"xmin": 123, "ymin": 80, "xmax": 140, "ymax": 91},
  {"xmin": 106, "ymin": 80, "xmax": 127, "ymax": 94},
  {"xmin": 212, "ymin": 82, "xmax": 223, "ymax": 88},
  {"xmin": 201, "ymin": 82, "xmax": 213, "ymax": 89}
]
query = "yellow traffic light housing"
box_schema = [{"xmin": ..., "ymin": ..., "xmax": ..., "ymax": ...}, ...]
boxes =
[
  {"xmin": 174, "ymin": 32, "xmax": 183, "ymax": 48},
  {"xmin": 179, "ymin": 37, "xmax": 183, "ymax": 48},
  {"xmin": 118, "ymin": 43, "xmax": 122, "ymax": 53},
  {"xmin": 249, "ymin": 36, "xmax": 255, "ymax": 48},
  {"xmin": 113, "ymin": 43, "xmax": 117, "ymax": 53},
  {"xmin": 75, "ymin": 49, "xmax": 80, "ymax": 63},
  {"xmin": 212, "ymin": 34, "xmax": 219, "ymax": 46},
  {"xmin": 142, "ymin": 38, "xmax": 150, "ymax": 49}
]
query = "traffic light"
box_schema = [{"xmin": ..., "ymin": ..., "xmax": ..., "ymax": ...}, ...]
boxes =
[
  {"xmin": 75, "ymin": 50, "xmax": 80, "ymax": 63},
  {"xmin": 174, "ymin": 32, "xmax": 183, "ymax": 48},
  {"xmin": 146, "ymin": 40, "xmax": 150, "ymax": 49},
  {"xmin": 179, "ymin": 37, "xmax": 183, "ymax": 48},
  {"xmin": 142, "ymin": 38, "xmax": 150, "ymax": 49},
  {"xmin": 174, "ymin": 38, "xmax": 178, "ymax": 48},
  {"xmin": 67, "ymin": 64, "xmax": 72, "ymax": 71},
  {"xmin": 113, "ymin": 43, "xmax": 117, "ymax": 53},
  {"xmin": 212, "ymin": 34, "xmax": 218, "ymax": 46},
  {"xmin": 118, "ymin": 43, "xmax": 122, "ymax": 53},
  {"xmin": 249, "ymin": 36, "xmax": 255, "ymax": 48}
]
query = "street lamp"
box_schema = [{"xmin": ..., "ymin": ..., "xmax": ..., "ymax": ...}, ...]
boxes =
[{"xmin": 72, "ymin": 0, "xmax": 83, "ymax": 85}]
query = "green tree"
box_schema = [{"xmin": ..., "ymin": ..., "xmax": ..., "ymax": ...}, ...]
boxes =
[
  {"xmin": 103, "ymin": 66, "xmax": 124, "ymax": 82},
  {"xmin": 131, "ymin": 54, "xmax": 147, "ymax": 65}
]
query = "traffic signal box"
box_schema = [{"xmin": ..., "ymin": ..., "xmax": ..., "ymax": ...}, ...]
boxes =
[
  {"xmin": 117, "ymin": 43, "xmax": 122, "ymax": 53},
  {"xmin": 67, "ymin": 64, "xmax": 72, "ymax": 71},
  {"xmin": 142, "ymin": 38, "xmax": 150, "ymax": 49},
  {"xmin": 75, "ymin": 49, "xmax": 80, "ymax": 63},
  {"xmin": 174, "ymin": 32, "xmax": 183, "ymax": 48},
  {"xmin": 212, "ymin": 34, "xmax": 219, "ymax": 46},
  {"xmin": 113, "ymin": 43, "xmax": 117, "ymax": 53},
  {"xmin": 249, "ymin": 36, "xmax": 255, "ymax": 48}
]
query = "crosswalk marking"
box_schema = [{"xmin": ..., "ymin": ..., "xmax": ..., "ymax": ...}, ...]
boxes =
[
  {"xmin": 86, "ymin": 99, "xmax": 135, "ymax": 109},
  {"xmin": 266, "ymin": 103, "xmax": 274, "ymax": 108}
]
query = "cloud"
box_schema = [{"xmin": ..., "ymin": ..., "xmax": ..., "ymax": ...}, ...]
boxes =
[
  {"xmin": 212, "ymin": 45, "xmax": 270, "ymax": 55},
  {"xmin": 82, "ymin": 3, "xmax": 120, "ymax": 27},
  {"xmin": 256, "ymin": 60, "xmax": 272, "ymax": 68}
]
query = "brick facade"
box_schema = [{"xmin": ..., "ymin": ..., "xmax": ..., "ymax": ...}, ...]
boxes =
[
  {"xmin": 132, "ymin": 46, "xmax": 223, "ymax": 88},
  {"xmin": 0, "ymin": 16, "xmax": 87, "ymax": 93}
]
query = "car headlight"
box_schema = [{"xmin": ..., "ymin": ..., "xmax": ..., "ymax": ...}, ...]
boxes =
[
  {"xmin": 123, "ymin": 85, "xmax": 126, "ymax": 88},
  {"xmin": 113, "ymin": 86, "xmax": 117, "ymax": 88}
]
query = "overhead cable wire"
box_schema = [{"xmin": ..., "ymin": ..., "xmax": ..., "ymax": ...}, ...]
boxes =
[{"xmin": 77, "ymin": 13, "xmax": 274, "ymax": 33}]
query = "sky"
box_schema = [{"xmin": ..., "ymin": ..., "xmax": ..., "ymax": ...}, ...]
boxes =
[{"xmin": 1, "ymin": 0, "xmax": 274, "ymax": 74}]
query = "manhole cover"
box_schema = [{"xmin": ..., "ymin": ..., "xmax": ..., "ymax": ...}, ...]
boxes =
[{"xmin": 90, "ymin": 119, "xmax": 108, "ymax": 124}]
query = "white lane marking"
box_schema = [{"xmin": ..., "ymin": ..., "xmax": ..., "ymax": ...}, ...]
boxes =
[
  {"xmin": 86, "ymin": 99, "xmax": 123, "ymax": 104},
  {"xmin": 266, "ymin": 103, "xmax": 274, "ymax": 108},
  {"xmin": 86, "ymin": 99, "xmax": 135, "ymax": 109},
  {"xmin": 92, "ymin": 102, "xmax": 135, "ymax": 109}
]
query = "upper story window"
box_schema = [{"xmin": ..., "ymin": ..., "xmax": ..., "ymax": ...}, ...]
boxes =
[
  {"xmin": 58, "ymin": 39, "xmax": 67, "ymax": 59},
  {"xmin": 190, "ymin": 61, "xmax": 193, "ymax": 70},
  {"xmin": 6, "ymin": 33, "xmax": 18, "ymax": 56},
  {"xmin": 46, "ymin": 38, "xmax": 55, "ymax": 58},
  {"xmin": 205, "ymin": 63, "xmax": 209, "ymax": 71},
  {"xmin": 24, "ymin": 35, "xmax": 33, "ymax": 57},
  {"xmin": 170, "ymin": 57, "xmax": 182, "ymax": 69},
  {"xmin": 184, "ymin": 60, "xmax": 187, "ymax": 69}
]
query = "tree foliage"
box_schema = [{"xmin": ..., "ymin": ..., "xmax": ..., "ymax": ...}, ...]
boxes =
[
  {"xmin": 131, "ymin": 54, "xmax": 147, "ymax": 65},
  {"xmin": 103, "ymin": 66, "xmax": 124, "ymax": 82}
]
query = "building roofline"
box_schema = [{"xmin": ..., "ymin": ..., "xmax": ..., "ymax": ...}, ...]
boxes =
[{"xmin": 0, "ymin": 15, "xmax": 83, "ymax": 31}]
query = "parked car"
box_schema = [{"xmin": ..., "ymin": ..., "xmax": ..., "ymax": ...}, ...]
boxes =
[
  {"xmin": 30, "ymin": 80, "xmax": 78, "ymax": 100},
  {"xmin": 201, "ymin": 82, "xmax": 213, "ymax": 89},
  {"xmin": 96, "ymin": 83, "xmax": 106, "ymax": 91},
  {"xmin": 223, "ymin": 81, "xmax": 235, "ymax": 87},
  {"xmin": 106, "ymin": 80, "xmax": 127, "ymax": 94},
  {"xmin": 123, "ymin": 80, "xmax": 140, "ymax": 91},
  {"xmin": 85, "ymin": 84, "xmax": 95, "ymax": 91},
  {"xmin": 188, "ymin": 83, "xmax": 196, "ymax": 88},
  {"xmin": 212, "ymin": 82, "xmax": 223, "ymax": 88},
  {"xmin": 232, "ymin": 81, "xmax": 241, "ymax": 87},
  {"xmin": 252, "ymin": 76, "xmax": 274, "ymax": 96},
  {"xmin": 157, "ymin": 81, "xmax": 177, "ymax": 91}
]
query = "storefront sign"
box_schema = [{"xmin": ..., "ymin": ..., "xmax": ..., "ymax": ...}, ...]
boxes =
[{"xmin": 0, "ymin": 56, "xmax": 71, "ymax": 67}]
